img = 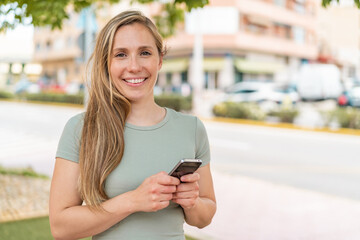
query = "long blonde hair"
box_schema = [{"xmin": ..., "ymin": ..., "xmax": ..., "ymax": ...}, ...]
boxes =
[{"xmin": 79, "ymin": 10, "xmax": 166, "ymax": 210}]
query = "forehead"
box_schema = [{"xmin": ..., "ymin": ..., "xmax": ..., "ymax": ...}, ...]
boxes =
[{"xmin": 112, "ymin": 23, "xmax": 157, "ymax": 49}]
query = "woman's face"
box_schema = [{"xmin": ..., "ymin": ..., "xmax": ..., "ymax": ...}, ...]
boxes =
[{"xmin": 109, "ymin": 23, "xmax": 162, "ymax": 103}]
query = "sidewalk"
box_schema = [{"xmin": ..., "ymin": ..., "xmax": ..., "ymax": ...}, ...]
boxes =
[{"xmin": 184, "ymin": 169, "xmax": 360, "ymax": 240}]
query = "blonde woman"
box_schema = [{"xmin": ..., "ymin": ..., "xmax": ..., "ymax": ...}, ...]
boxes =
[{"xmin": 50, "ymin": 10, "xmax": 216, "ymax": 240}]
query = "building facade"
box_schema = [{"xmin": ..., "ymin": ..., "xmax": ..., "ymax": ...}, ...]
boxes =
[
  {"xmin": 160, "ymin": 0, "xmax": 318, "ymax": 95},
  {"xmin": 32, "ymin": 0, "xmax": 360, "ymax": 98},
  {"xmin": 32, "ymin": 2, "xmax": 149, "ymax": 90}
]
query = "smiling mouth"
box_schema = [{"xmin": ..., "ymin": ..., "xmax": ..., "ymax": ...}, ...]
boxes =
[{"xmin": 124, "ymin": 78, "xmax": 147, "ymax": 84}]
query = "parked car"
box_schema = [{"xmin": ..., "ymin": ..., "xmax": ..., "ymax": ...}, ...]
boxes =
[
  {"xmin": 223, "ymin": 81, "xmax": 273, "ymax": 103},
  {"xmin": 222, "ymin": 81, "xmax": 299, "ymax": 105},
  {"xmin": 338, "ymin": 86, "xmax": 360, "ymax": 107},
  {"xmin": 267, "ymin": 84, "xmax": 299, "ymax": 105},
  {"xmin": 14, "ymin": 77, "xmax": 40, "ymax": 94}
]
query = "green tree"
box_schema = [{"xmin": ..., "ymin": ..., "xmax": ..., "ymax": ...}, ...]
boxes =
[
  {"xmin": 1, "ymin": 0, "xmax": 359, "ymax": 36},
  {"xmin": 0, "ymin": 0, "xmax": 209, "ymax": 37},
  {"xmin": 322, "ymin": 0, "xmax": 360, "ymax": 8}
]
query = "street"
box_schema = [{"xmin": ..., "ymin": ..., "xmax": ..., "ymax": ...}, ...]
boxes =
[
  {"xmin": 1, "ymin": 101, "xmax": 360, "ymax": 239},
  {"xmin": 1, "ymin": 101, "xmax": 360, "ymax": 200},
  {"xmin": 207, "ymin": 120, "xmax": 360, "ymax": 201}
]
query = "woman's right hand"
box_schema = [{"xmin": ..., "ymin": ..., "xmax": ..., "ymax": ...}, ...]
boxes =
[{"xmin": 129, "ymin": 171, "xmax": 180, "ymax": 212}]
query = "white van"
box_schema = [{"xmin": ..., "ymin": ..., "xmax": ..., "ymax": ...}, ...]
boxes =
[{"xmin": 296, "ymin": 64, "xmax": 343, "ymax": 101}]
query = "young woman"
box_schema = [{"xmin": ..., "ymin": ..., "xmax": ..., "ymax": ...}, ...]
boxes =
[{"xmin": 49, "ymin": 10, "xmax": 216, "ymax": 240}]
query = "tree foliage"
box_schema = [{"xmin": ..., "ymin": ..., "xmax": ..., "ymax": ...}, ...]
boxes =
[
  {"xmin": 322, "ymin": 0, "xmax": 360, "ymax": 8},
  {"xmin": 0, "ymin": 0, "xmax": 208, "ymax": 37},
  {"xmin": 1, "ymin": 0, "xmax": 359, "ymax": 37}
]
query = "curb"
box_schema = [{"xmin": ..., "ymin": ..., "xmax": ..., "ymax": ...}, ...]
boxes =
[
  {"xmin": 203, "ymin": 116, "xmax": 360, "ymax": 136},
  {"xmin": 2, "ymin": 99, "xmax": 359, "ymax": 136}
]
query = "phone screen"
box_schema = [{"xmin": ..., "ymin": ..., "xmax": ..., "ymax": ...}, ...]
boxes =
[{"xmin": 169, "ymin": 159, "xmax": 202, "ymax": 179}]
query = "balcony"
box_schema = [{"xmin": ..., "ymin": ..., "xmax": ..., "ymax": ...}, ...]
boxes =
[
  {"xmin": 236, "ymin": 0, "xmax": 316, "ymax": 30},
  {"xmin": 235, "ymin": 31, "xmax": 317, "ymax": 59}
]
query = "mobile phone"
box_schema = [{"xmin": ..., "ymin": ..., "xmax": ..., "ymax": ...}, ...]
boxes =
[{"xmin": 169, "ymin": 159, "xmax": 202, "ymax": 179}]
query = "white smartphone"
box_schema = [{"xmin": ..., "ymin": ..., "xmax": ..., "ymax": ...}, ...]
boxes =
[{"xmin": 169, "ymin": 159, "xmax": 202, "ymax": 179}]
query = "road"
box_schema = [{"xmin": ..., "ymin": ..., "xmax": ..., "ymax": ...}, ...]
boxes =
[
  {"xmin": 206, "ymin": 120, "xmax": 360, "ymax": 201},
  {"xmin": 1, "ymin": 101, "xmax": 360, "ymax": 201},
  {"xmin": 0, "ymin": 101, "xmax": 83, "ymax": 175},
  {"xmin": 2, "ymin": 101, "xmax": 360, "ymax": 239}
]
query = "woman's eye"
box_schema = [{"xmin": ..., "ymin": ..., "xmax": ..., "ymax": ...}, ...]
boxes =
[
  {"xmin": 115, "ymin": 53, "xmax": 126, "ymax": 58},
  {"xmin": 141, "ymin": 51, "xmax": 151, "ymax": 56}
]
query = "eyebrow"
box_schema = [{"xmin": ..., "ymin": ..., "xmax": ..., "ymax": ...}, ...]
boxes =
[{"xmin": 112, "ymin": 46, "xmax": 155, "ymax": 52}]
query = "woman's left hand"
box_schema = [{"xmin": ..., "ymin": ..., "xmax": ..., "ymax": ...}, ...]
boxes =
[{"xmin": 171, "ymin": 172, "xmax": 200, "ymax": 210}]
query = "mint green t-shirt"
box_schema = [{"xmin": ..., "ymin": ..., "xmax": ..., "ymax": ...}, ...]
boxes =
[{"xmin": 56, "ymin": 108, "xmax": 210, "ymax": 240}]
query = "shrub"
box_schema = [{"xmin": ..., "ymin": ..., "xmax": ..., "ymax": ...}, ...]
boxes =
[
  {"xmin": 212, "ymin": 102, "xmax": 266, "ymax": 121},
  {"xmin": 0, "ymin": 165, "xmax": 48, "ymax": 179},
  {"xmin": 332, "ymin": 107, "xmax": 360, "ymax": 129},
  {"xmin": 0, "ymin": 90, "xmax": 15, "ymax": 99},
  {"xmin": 267, "ymin": 108, "xmax": 299, "ymax": 123},
  {"xmin": 22, "ymin": 92, "xmax": 84, "ymax": 105},
  {"xmin": 155, "ymin": 94, "xmax": 192, "ymax": 112}
]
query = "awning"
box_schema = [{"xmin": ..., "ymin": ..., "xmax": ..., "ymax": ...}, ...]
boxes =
[
  {"xmin": 160, "ymin": 58, "xmax": 189, "ymax": 73},
  {"xmin": 235, "ymin": 59, "xmax": 285, "ymax": 74},
  {"xmin": 203, "ymin": 58, "xmax": 225, "ymax": 72}
]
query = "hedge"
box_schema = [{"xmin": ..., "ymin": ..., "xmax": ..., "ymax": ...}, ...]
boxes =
[
  {"xmin": 155, "ymin": 94, "xmax": 192, "ymax": 112},
  {"xmin": 0, "ymin": 90, "xmax": 15, "ymax": 99},
  {"xmin": 22, "ymin": 92, "xmax": 85, "ymax": 105},
  {"xmin": 323, "ymin": 107, "xmax": 360, "ymax": 129},
  {"xmin": 0, "ymin": 91, "xmax": 192, "ymax": 111},
  {"xmin": 212, "ymin": 101, "xmax": 266, "ymax": 121},
  {"xmin": 267, "ymin": 108, "xmax": 299, "ymax": 123}
]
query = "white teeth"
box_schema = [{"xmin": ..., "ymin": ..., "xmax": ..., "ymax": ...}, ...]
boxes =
[{"xmin": 125, "ymin": 78, "xmax": 145, "ymax": 84}]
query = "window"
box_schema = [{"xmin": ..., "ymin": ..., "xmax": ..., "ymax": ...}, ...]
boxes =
[
  {"xmin": 243, "ymin": 16, "xmax": 270, "ymax": 35},
  {"xmin": 46, "ymin": 40, "xmax": 52, "ymax": 50},
  {"xmin": 181, "ymin": 71, "xmax": 188, "ymax": 83},
  {"xmin": 205, "ymin": 72, "xmax": 218, "ymax": 90},
  {"xmin": 273, "ymin": 0, "xmax": 286, "ymax": 7},
  {"xmin": 293, "ymin": 27, "xmax": 305, "ymax": 44},
  {"xmin": 294, "ymin": 0, "xmax": 306, "ymax": 14},
  {"xmin": 273, "ymin": 23, "xmax": 292, "ymax": 39}
]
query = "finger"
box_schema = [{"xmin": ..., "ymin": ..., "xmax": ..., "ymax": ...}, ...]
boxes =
[
  {"xmin": 157, "ymin": 173, "xmax": 180, "ymax": 185},
  {"xmin": 158, "ymin": 193, "xmax": 173, "ymax": 202},
  {"xmin": 160, "ymin": 185, "xmax": 177, "ymax": 194},
  {"xmin": 172, "ymin": 190, "xmax": 199, "ymax": 199},
  {"xmin": 176, "ymin": 182, "xmax": 199, "ymax": 192},
  {"xmin": 152, "ymin": 200, "xmax": 170, "ymax": 211},
  {"xmin": 180, "ymin": 172, "xmax": 200, "ymax": 183}
]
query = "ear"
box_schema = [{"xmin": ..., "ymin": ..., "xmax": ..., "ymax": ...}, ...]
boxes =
[{"xmin": 158, "ymin": 54, "xmax": 163, "ymax": 71}]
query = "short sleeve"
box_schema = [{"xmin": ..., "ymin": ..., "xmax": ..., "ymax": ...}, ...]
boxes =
[
  {"xmin": 55, "ymin": 113, "xmax": 84, "ymax": 163},
  {"xmin": 195, "ymin": 117, "xmax": 210, "ymax": 166}
]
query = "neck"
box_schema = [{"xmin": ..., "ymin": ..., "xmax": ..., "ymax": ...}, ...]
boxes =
[{"xmin": 126, "ymin": 98, "xmax": 165, "ymax": 126}]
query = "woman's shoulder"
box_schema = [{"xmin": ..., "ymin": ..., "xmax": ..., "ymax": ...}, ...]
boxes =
[
  {"xmin": 167, "ymin": 108, "xmax": 197, "ymax": 122},
  {"xmin": 67, "ymin": 112, "xmax": 86, "ymax": 125},
  {"xmin": 166, "ymin": 108, "xmax": 204, "ymax": 129},
  {"xmin": 63, "ymin": 112, "xmax": 86, "ymax": 132}
]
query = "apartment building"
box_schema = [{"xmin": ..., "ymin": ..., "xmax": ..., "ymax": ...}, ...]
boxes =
[
  {"xmin": 32, "ymin": 2, "xmax": 149, "ymax": 88},
  {"xmin": 32, "ymin": 0, "xmax": 318, "ymax": 92},
  {"xmin": 160, "ymin": 0, "xmax": 318, "ymax": 94}
]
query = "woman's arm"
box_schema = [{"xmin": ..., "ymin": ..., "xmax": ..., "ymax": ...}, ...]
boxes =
[
  {"xmin": 172, "ymin": 164, "xmax": 216, "ymax": 228},
  {"xmin": 50, "ymin": 158, "xmax": 179, "ymax": 240}
]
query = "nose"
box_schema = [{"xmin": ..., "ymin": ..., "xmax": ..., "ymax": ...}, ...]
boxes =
[{"xmin": 127, "ymin": 56, "xmax": 141, "ymax": 72}]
